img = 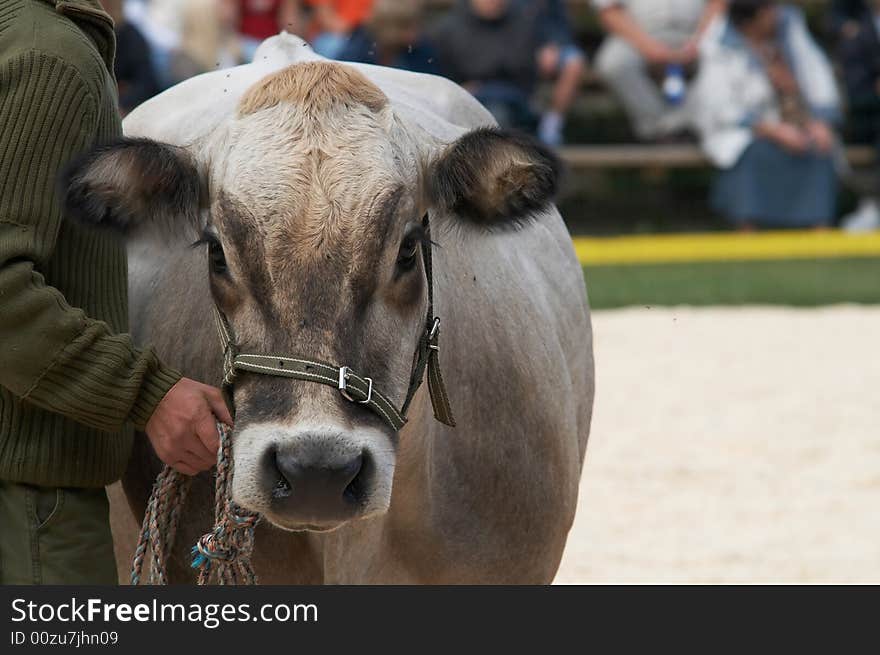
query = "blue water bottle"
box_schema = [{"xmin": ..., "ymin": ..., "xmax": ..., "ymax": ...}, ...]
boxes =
[{"xmin": 662, "ymin": 64, "xmax": 686, "ymax": 106}]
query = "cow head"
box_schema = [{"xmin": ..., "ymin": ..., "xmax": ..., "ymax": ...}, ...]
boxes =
[{"xmin": 62, "ymin": 62, "xmax": 560, "ymax": 532}]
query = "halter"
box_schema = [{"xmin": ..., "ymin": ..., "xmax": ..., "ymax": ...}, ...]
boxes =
[{"xmin": 212, "ymin": 214, "xmax": 456, "ymax": 431}]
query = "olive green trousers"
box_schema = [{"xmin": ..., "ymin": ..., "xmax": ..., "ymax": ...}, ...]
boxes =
[{"xmin": 0, "ymin": 481, "xmax": 117, "ymax": 585}]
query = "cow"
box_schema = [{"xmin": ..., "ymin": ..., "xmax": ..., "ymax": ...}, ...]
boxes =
[{"xmin": 63, "ymin": 35, "xmax": 594, "ymax": 584}]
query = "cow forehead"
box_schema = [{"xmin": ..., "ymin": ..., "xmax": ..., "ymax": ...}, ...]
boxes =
[
  {"xmin": 213, "ymin": 181, "xmax": 411, "ymax": 280},
  {"xmin": 211, "ymin": 138, "xmax": 415, "ymax": 269},
  {"xmin": 209, "ymin": 61, "xmax": 421, "ymax": 238}
]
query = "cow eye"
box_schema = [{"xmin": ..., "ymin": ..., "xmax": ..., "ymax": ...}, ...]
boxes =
[
  {"xmin": 191, "ymin": 231, "xmax": 228, "ymax": 276},
  {"xmin": 397, "ymin": 223, "xmax": 428, "ymax": 273},
  {"xmin": 208, "ymin": 240, "xmax": 227, "ymax": 275},
  {"xmin": 396, "ymin": 233, "xmax": 421, "ymax": 272}
]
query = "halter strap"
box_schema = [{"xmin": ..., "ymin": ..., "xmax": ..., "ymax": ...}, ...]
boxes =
[{"xmin": 213, "ymin": 214, "xmax": 455, "ymax": 432}]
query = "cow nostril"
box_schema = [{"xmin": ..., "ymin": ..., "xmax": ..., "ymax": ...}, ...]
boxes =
[
  {"xmin": 263, "ymin": 445, "xmax": 292, "ymax": 500},
  {"xmin": 340, "ymin": 453, "xmax": 363, "ymax": 481},
  {"xmin": 271, "ymin": 448, "xmax": 367, "ymax": 511},
  {"xmin": 343, "ymin": 453, "xmax": 368, "ymax": 505},
  {"xmin": 273, "ymin": 475, "xmax": 292, "ymax": 499}
]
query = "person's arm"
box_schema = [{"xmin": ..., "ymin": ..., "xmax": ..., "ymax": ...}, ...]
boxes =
[
  {"xmin": 595, "ymin": 2, "xmax": 677, "ymax": 64},
  {"xmin": 693, "ymin": 0, "xmax": 726, "ymax": 41},
  {"xmin": 278, "ymin": 0, "xmax": 303, "ymax": 33},
  {"xmin": 754, "ymin": 120, "xmax": 811, "ymax": 153},
  {"xmin": 0, "ymin": 53, "xmax": 231, "ymax": 474},
  {"xmin": 677, "ymin": 0, "xmax": 727, "ymax": 63},
  {"xmin": 310, "ymin": 0, "xmax": 347, "ymax": 33}
]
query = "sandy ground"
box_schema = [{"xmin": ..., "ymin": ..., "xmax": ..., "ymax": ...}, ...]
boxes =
[{"xmin": 554, "ymin": 305, "xmax": 880, "ymax": 584}]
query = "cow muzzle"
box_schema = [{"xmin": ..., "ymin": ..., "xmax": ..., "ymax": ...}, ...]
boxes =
[{"xmin": 230, "ymin": 423, "xmax": 395, "ymax": 531}]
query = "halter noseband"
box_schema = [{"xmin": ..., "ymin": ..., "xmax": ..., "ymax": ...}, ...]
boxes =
[{"xmin": 212, "ymin": 214, "xmax": 456, "ymax": 432}]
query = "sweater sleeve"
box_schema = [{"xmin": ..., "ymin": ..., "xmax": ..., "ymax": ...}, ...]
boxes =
[{"xmin": 0, "ymin": 51, "xmax": 181, "ymax": 433}]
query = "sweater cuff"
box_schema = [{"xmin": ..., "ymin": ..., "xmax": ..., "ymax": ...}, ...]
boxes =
[{"xmin": 129, "ymin": 360, "xmax": 182, "ymax": 431}]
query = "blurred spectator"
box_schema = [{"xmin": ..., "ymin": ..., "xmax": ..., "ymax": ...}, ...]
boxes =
[
  {"xmin": 239, "ymin": 0, "xmax": 305, "ymax": 60},
  {"xmin": 104, "ymin": 0, "xmax": 159, "ymax": 115},
  {"xmin": 339, "ymin": 0, "xmax": 438, "ymax": 74},
  {"xmin": 518, "ymin": 0, "xmax": 586, "ymax": 146},
  {"xmin": 431, "ymin": 0, "xmax": 539, "ymax": 131},
  {"xmin": 307, "ymin": 0, "xmax": 375, "ymax": 58},
  {"xmin": 835, "ymin": 0, "xmax": 880, "ymax": 231},
  {"xmin": 692, "ymin": 0, "xmax": 841, "ymax": 229},
  {"xmin": 593, "ymin": 0, "xmax": 726, "ymax": 141},
  {"xmin": 170, "ymin": 0, "xmax": 248, "ymax": 82}
]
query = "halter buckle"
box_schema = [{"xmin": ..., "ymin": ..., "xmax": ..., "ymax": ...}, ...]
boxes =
[
  {"xmin": 428, "ymin": 317, "xmax": 441, "ymax": 352},
  {"xmin": 338, "ymin": 366, "xmax": 373, "ymax": 405}
]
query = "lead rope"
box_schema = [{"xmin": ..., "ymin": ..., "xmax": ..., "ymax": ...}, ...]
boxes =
[{"xmin": 130, "ymin": 423, "xmax": 260, "ymax": 585}]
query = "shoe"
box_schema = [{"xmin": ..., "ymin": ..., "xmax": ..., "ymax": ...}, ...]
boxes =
[{"xmin": 842, "ymin": 198, "xmax": 880, "ymax": 232}]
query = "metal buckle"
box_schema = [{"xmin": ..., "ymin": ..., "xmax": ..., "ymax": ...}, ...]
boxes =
[
  {"xmin": 428, "ymin": 317, "xmax": 441, "ymax": 352},
  {"xmin": 338, "ymin": 366, "xmax": 373, "ymax": 405}
]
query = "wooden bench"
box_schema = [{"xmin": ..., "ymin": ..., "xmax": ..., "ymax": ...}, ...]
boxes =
[{"xmin": 558, "ymin": 144, "xmax": 877, "ymax": 170}]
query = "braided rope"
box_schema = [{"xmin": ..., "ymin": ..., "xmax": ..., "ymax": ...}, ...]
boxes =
[{"xmin": 131, "ymin": 424, "xmax": 260, "ymax": 585}]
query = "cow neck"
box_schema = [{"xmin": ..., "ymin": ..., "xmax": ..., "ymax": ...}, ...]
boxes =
[{"xmin": 212, "ymin": 214, "xmax": 456, "ymax": 432}]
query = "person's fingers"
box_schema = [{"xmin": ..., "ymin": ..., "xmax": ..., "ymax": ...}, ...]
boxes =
[
  {"xmin": 196, "ymin": 412, "xmax": 221, "ymax": 454},
  {"xmin": 186, "ymin": 446, "xmax": 216, "ymax": 471},
  {"xmin": 172, "ymin": 460, "xmax": 199, "ymax": 477},
  {"xmin": 204, "ymin": 387, "xmax": 234, "ymax": 427},
  {"xmin": 186, "ymin": 429, "xmax": 216, "ymax": 467},
  {"xmin": 181, "ymin": 448, "xmax": 213, "ymax": 474}
]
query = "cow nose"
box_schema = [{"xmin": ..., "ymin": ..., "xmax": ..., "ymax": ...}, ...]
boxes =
[{"xmin": 271, "ymin": 449, "xmax": 365, "ymax": 521}]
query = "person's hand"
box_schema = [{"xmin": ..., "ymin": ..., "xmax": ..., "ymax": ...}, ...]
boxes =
[
  {"xmin": 760, "ymin": 122, "xmax": 810, "ymax": 153},
  {"xmin": 145, "ymin": 378, "xmax": 233, "ymax": 476},
  {"xmin": 314, "ymin": 5, "xmax": 347, "ymax": 34},
  {"xmin": 641, "ymin": 40, "xmax": 678, "ymax": 65},
  {"xmin": 537, "ymin": 44, "xmax": 561, "ymax": 78},
  {"xmin": 805, "ymin": 120, "xmax": 835, "ymax": 153},
  {"xmin": 676, "ymin": 39, "xmax": 700, "ymax": 65}
]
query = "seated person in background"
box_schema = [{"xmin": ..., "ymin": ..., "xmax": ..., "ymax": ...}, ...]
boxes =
[
  {"xmin": 692, "ymin": 0, "xmax": 841, "ymax": 230},
  {"xmin": 518, "ymin": 0, "xmax": 587, "ymax": 146},
  {"xmin": 593, "ymin": 0, "xmax": 726, "ymax": 141},
  {"xmin": 339, "ymin": 0, "xmax": 438, "ymax": 74},
  {"xmin": 238, "ymin": 0, "xmax": 305, "ymax": 60},
  {"xmin": 104, "ymin": 0, "xmax": 159, "ymax": 115},
  {"xmin": 169, "ymin": 0, "xmax": 248, "ymax": 82},
  {"xmin": 836, "ymin": 0, "xmax": 880, "ymax": 231},
  {"xmin": 431, "ymin": 0, "xmax": 539, "ymax": 131},
  {"xmin": 307, "ymin": 0, "xmax": 375, "ymax": 58}
]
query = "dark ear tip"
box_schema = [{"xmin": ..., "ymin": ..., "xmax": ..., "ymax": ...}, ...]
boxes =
[
  {"xmin": 57, "ymin": 137, "xmax": 201, "ymax": 236},
  {"xmin": 58, "ymin": 138, "xmax": 127, "ymax": 221},
  {"xmin": 430, "ymin": 127, "xmax": 562, "ymax": 230}
]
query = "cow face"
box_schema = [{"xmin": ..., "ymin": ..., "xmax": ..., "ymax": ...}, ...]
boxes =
[{"xmin": 62, "ymin": 62, "xmax": 559, "ymax": 532}]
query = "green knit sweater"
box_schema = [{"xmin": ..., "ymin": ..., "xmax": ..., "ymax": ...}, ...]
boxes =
[{"xmin": 0, "ymin": 0, "xmax": 181, "ymax": 487}]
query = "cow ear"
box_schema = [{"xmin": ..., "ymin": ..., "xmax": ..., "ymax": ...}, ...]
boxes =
[
  {"xmin": 427, "ymin": 128, "xmax": 561, "ymax": 230},
  {"xmin": 60, "ymin": 138, "xmax": 203, "ymax": 241}
]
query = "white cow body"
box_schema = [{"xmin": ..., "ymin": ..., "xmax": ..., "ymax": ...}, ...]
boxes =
[{"xmin": 112, "ymin": 35, "xmax": 594, "ymax": 584}]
